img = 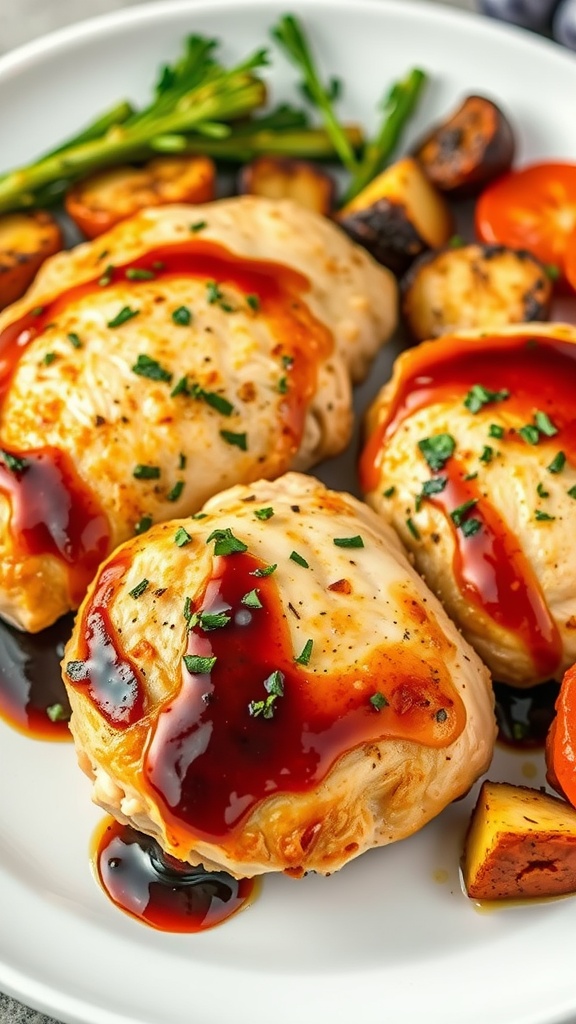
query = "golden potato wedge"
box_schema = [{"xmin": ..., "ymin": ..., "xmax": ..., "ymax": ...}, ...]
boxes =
[
  {"xmin": 463, "ymin": 781, "xmax": 576, "ymax": 900},
  {"xmin": 336, "ymin": 157, "xmax": 454, "ymax": 276},
  {"xmin": 65, "ymin": 155, "xmax": 216, "ymax": 238},
  {"xmin": 402, "ymin": 243, "xmax": 552, "ymax": 341},
  {"xmin": 238, "ymin": 155, "xmax": 335, "ymax": 215},
  {"xmin": 0, "ymin": 210, "xmax": 62, "ymax": 311}
]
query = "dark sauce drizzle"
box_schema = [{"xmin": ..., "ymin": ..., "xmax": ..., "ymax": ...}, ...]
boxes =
[
  {"xmin": 0, "ymin": 613, "xmax": 72, "ymax": 739},
  {"xmin": 494, "ymin": 679, "xmax": 559, "ymax": 750},
  {"xmin": 93, "ymin": 818, "xmax": 257, "ymax": 933}
]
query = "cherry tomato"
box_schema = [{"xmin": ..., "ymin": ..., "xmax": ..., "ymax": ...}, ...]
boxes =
[
  {"xmin": 547, "ymin": 662, "xmax": 576, "ymax": 809},
  {"xmin": 476, "ymin": 162, "xmax": 576, "ymax": 283}
]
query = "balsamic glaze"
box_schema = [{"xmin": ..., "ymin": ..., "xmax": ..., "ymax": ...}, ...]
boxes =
[{"xmin": 0, "ymin": 613, "xmax": 72, "ymax": 739}]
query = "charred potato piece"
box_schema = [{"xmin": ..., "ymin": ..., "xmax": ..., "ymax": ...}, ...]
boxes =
[
  {"xmin": 238, "ymin": 156, "xmax": 335, "ymax": 216},
  {"xmin": 336, "ymin": 157, "xmax": 453, "ymax": 276},
  {"xmin": 413, "ymin": 95, "xmax": 515, "ymax": 199},
  {"xmin": 402, "ymin": 243, "xmax": 552, "ymax": 341},
  {"xmin": 0, "ymin": 210, "xmax": 62, "ymax": 311},
  {"xmin": 463, "ymin": 781, "xmax": 576, "ymax": 900},
  {"xmin": 65, "ymin": 156, "xmax": 216, "ymax": 239}
]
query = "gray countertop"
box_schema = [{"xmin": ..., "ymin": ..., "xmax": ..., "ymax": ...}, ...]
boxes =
[{"xmin": 0, "ymin": 0, "xmax": 537, "ymax": 1022}]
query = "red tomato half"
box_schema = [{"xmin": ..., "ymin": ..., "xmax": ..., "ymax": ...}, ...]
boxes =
[
  {"xmin": 565, "ymin": 232, "xmax": 576, "ymax": 295},
  {"xmin": 476, "ymin": 162, "xmax": 576, "ymax": 283},
  {"xmin": 547, "ymin": 663, "xmax": 576, "ymax": 810}
]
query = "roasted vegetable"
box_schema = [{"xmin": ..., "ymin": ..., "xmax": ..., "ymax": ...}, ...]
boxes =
[
  {"xmin": 463, "ymin": 780, "xmax": 576, "ymax": 900},
  {"xmin": 401, "ymin": 242, "xmax": 552, "ymax": 341},
  {"xmin": 65, "ymin": 156, "xmax": 216, "ymax": 239},
  {"xmin": 336, "ymin": 157, "xmax": 453, "ymax": 276},
  {"xmin": 413, "ymin": 95, "xmax": 515, "ymax": 198},
  {"xmin": 238, "ymin": 155, "xmax": 335, "ymax": 215},
  {"xmin": 0, "ymin": 210, "xmax": 62, "ymax": 311}
]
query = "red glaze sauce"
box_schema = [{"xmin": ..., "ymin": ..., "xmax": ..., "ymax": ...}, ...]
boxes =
[
  {"xmin": 92, "ymin": 817, "xmax": 257, "ymax": 932},
  {"xmin": 360, "ymin": 333, "xmax": 572, "ymax": 679},
  {"xmin": 0, "ymin": 612, "xmax": 72, "ymax": 739}
]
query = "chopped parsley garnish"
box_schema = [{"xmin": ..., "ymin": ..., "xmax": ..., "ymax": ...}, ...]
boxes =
[
  {"xmin": 241, "ymin": 588, "xmax": 262, "ymax": 609},
  {"xmin": 98, "ymin": 264, "xmax": 115, "ymax": 286},
  {"xmin": 290, "ymin": 550, "xmax": 309, "ymax": 568},
  {"xmin": 450, "ymin": 499, "xmax": 478, "ymax": 527},
  {"xmin": 463, "ymin": 384, "xmax": 510, "ymax": 414},
  {"xmin": 0, "ymin": 450, "xmax": 28, "ymax": 474},
  {"xmin": 535, "ymin": 510, "xmax": 556, "ymax": 521},
  {"xmin": 170, "ymin": 376, "xmax": 234, "ymax": 416},
  {"xmin": 418, "ymin": 434, "xmax": 455, "ymax": 471},
  {"xmin": 190, "ymin": 220, "xmax": 207, "ymax": 233},
  {"xmin": 548, "ymin": 451, "xmax": 566, "ymax": 474},
  {"xmin": 133, "ymin": 464, "xmax": 160, "ymax": 480},
  {"xmin": 519, "ymin": 424, "xmax": 540, "ymax": 446},
  {"xmin": 406, "ymin": 517, "xmax": 420, "ymax": 540},
  {"xmin": 246, "ymin": 294, "xmax": 260, "ymax": 311},
  {"xmin": 183, "ymin": 654, "xmax": 217, "ymax": 674},
  {"xmin": 254, "ymin": 507, "xmax": 274, "ymax": 520},
  {"xmin": 333, "ymin": 535, "xmax": 364, "ymax": 548},
  {"xmin": 220, "ymin": 429, "xmax": 247, "ymax": 450},
  {"xmin": 65, "ymin": 660, "xmax": 87, "ymax": 681},
  {"xmin": 67, "ymin": 332, "xmax": 83, "ymax": 349},
  {"xmin": 108, "ymin": 305, "xmax": 139, "ymax": 328},
  {"xmin": 537, "ymin": 482, "xmax": 550, "ymax": 499},
  {"xmin": 134, "ymin": 515, "xmax": 153, "ymax": 535},
  {"xmin": 251, "ymin": 563, "xmax": 277, "ymax": 577},
  {"xmin": 126, "ymin": 267, "xmax": 156, "ymax": 280},
  {"xmin": 129, "ymin": 578, "xmax": 149, "ymax": 599},
  {"xmin": 172, "ymin": 305, "xmax": 192, "ymax": 326},
  {"xmin": 196, "ymin": 611, "xmax": 231, "ymax": 630},
  {"xmin": 480, "ymin": 445, "xmax": 494, "ymax": 464},
  {"xmin": 277, "ymin": 376, "xmax": 288, "ymax": 394},
  {"xmin": 488, "ymin": 424, "xmax": 504, "ymax": 439},
  {"xmin": 30, "ymin": 305, "xmax": 45, "ymax": 316},
  {"xmin": 207, "ymin": 280, "xmax": 225, "ymax": 305},
  {"xmin": 174, "ymin": 526, "xmax": 192, "ymax": 546},
  {"xmin": 295, "ymin": 638, "xmax": 313, "ymax": 666},
  {"xmin": 568, "ymin": 486, "xmax": 576, "ymax": 500},
  {"xmin": 132, "ymin": 353, "xmax": 173, "ymax": 383},
  {"xmin": 461, "ymin": 518, "xmax": 482, "ymax": 537},
  {"xmin": 46, "ymin": 703, "xmax": 70, "ymax": 723},
  {"xmin": 206, "ymin": 527, "xmax": 248, "ymax": 555},
  {"xmin": 178, "ymin": 452, "xmax": 187, "ymax": 470},
  {"xmin": 383, "ymin": 486, "xmax": 396, "ymax": 498},
  {"xmin": 534, "ymin": 410, "xmax": 558, "ymax": 437},
  {"xmin": 204, "ymin": 391, "xmax": 234, "ymax": 416},
  {"xmin": 248, "ymin": 670, "xmax": 285, "ymax": 719},
  {"xmin": 369, "ymin": 692, "xmax": 388, "ymax": 711},
  {"xmin": 416, "ymin": 476, "xmax": 447, "ymax": 510},
  {"xmin": 282, "ymin": 354, "xmax": 294, "ymax": 369},
  {"xmin": 42, "ymin": 352, "xmax": 57, "ymax": 366},
  {"xmin": 191, "ymin": 511, "xmax": 207, "ymax": 520},
  {"xmin": 167, "ymin": 480, "xmax": 185, "ymax": 502},
  {"xmin": 463, "ymin": 472, "xmax": 478, "ymax": 482}
]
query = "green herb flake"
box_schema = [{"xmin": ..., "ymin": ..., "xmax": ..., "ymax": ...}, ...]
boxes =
[
  {"xmin": 254, "ymin": 507, "xmax": 274, "ymax": 520},
  {"xmin": 418, "ymin": 434, "xmax": 456, "ymax": 471},
  {"xmin": 406, "ymin": 517, "xmax": 420, "ymax": 540},
  {"xmin": 464, "ymin": 384, "xmax": 510, "ymax": 414},
  {"xmin": 0, "ymin": 450, "xmax": 28, "ymax": 474},
  {"xmin": 30, "ymin": 305, "xmax": 45, "ymax": 317},
  {"xmin": 126, "ymin": 267, "xmax": 156, "ymax": 281},
  {"xmin": 174, "ymin": 526, "xmax": 192, "ymax": 547},
  {"xmin": 207, "ymin": 280, "xmax": 224, "ymax": 305},
  {"xmin": 333, "ymin": 535, "xmax": 364, "ymax": 549},
  {"xmin": 461, "ymin": 518, "xmax": 482, "ymax": 538},
  {"xmin": 98, "ymin": 265, "xmax": 115, "ymax": 286},
  {"xmin": 264, "ymin": 669, "xmax": 285, "ymax": 697},
  {"xmin": 242, "ymin": 588, "xmax": 263, "ymax": 609},
  {"xmin": 167, "ymin": 480, "xmax": 185, "ymax": 502},
  {"xmin": 295, "ymin": 638, "xmax": 313, "ymax": 666},
  {"xmin": 134, "ymin": 515, "xmax": 153, "ymax": 535},
  {"xmin": 548, "ymin": 451, "xmax": 566, "ymax": 474},
  {"xmin": 172, "ymin": 305, "xmax": 192, "ymax": 326},
  {"xmin": 448, "ymin": 234, "xmax": 464, "ymax": 248},
  {"xmin": 282, "ymin": 354, "xmax": 294, "ymax": 369},
  {"xmin": 197, "ymin": 611, "xmax": 231, "ymax": 630},
  {"xmin": 369, "ymin": 692, "xmax": 388, "ymax": 711},
  {"xmin": 546, "ymin": 263, "xmax": 560, "ymax": 281},
  {"xmin": 535, "ymin": 509, "xmax": 556, "ymax": 521},
  {"xmin": 489, "ymin": 424, "xmax": 505, "ymax": 439},
  {"xmin": 206, "ymin": 527, "xmax": 248, "ymax": 556},
  {"xmin": 203, "ymin": 391, "xmax": 234, "ymax": 416},
  {"xmin": 537, "ymin": 482, "xmax": 550, "ymax": 499},
  {"xmin": 133, "ymin": 464, "xmax": 160, "ymax": 480},
  {"xmin": 107, "ymin": 305, "xmax": 139, "ymax": 328},
  {"xmin": 246, "ymin": 294, "xmax": 260, "ymax": 311},
  {"xmin": 463, "ymin": 472, "xmax": 478, "ymax": 481},
  {"xmin": 290, "ymin": 550, "xmax": 309, "ymax": 568},
  {"xmin": 568, "ymin": 486, "xmax": 576, "ymax": 500},
  {"xmin": 251, "ymin": 563, "xmax": 277, "ymax": 577},
  {"xmin": 535, "ymin": 410, "xmax": 559, "ymax": 437},
  {"xmin": 277, "ymin": 376, "xmax": 288, "ymax": 394},
  {"xmin": 420, "ymin": 477, "xmax": 447, "ymax": 503},
  {"xmin": 129, "ymin": 578, "xmax": 149, "ymax": 600},
  {"xmin": 67, "ymin": 332, "xmax": 83, "ymax": 349},
  {"xmin": 383, "ymin": 486, "xmax": 396, "ymax": 498},
  {"xmin": 450, "ymin": 499, "xmax": 478, "ymax": 527},
  {"xmin": 132, "ymin": 353, "xmax": 173, "ymax": 383},
  {"xmin": 190, "ymin": 220, "xmax": 207, "ymax": 233},
  {"xmin": 519, "ymin": 424, "xmax": 541, "ymax": 446},
  {"xmin": 46, "ymin": 702, "xmax": 70, "ymax": 723},
  {"xmin": 178, "ymin": 452, "xmax": 187, "ymax": 470},
  {"xmin": 191, "ymin": 511, "xmax": 208, "ymax": 520},
  {"xmin": 183, "ymin": 654, "xmax": 216, "ymax": 674},
  {"xmin": 220, "ymin": 429, "xmax": 248, "ymax": 451},
  {"xmin": 480, "ymin": 445, "xmax": 494, "ymax": 464},
  {"xmin": 42, "ymin": 352, "xmax": 57, "ymax": 366}
]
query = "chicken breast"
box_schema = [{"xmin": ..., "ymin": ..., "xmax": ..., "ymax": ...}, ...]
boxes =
[
  {"xmin": 0, "ymin": 196, "xmax": 396, "ymax": 632},
  {"xmin": 361, "ymin": 323, "xmax": 576, "ymax": 687},
  {"xmin": 62, "ymin": 473, "xmax": 495, "ymax": 879}
]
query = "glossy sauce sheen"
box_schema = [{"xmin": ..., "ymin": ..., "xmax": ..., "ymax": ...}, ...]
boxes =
[
  {"xmin": 0, "ymin": 613, "xmax": 72, "ymax": 739},
  {"xmin": 360, "ymin": 333, "xmax": 573, "ymax": 678},
  {"xmin": 93, "ymin": 817, "xmax": 256, "ymax": 932}
]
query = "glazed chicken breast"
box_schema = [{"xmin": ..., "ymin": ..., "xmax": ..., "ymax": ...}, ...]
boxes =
[
  {"xmin": 361, "ymin": 323, "xmax": 576, "ymax": 688},
  {"xmin": 62, "ymin": 473, "xmax": 495, "ymax": 879},
  {"xmin": 0, "ymin": 196, "xmax": 396, "ymax": 632}
]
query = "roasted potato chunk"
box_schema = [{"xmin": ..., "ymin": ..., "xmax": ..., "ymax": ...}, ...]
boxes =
[
  {"xmin": 0, "ymin": 211, "xmax": 62, "ymax": 311},
  {"xmin": 413, "ymin": 95, "xmax": 515, "ymax": 198},
  {"xmin": 463, "ymin": 781, "xmax": 576, "ymax": 900},
  {"xmin": 238, "ymin": 156, "xmax": 335, "ymax": 215},
  {"xmin": 336, "ymin": 157, "xmax": 453, "ymax": 276},
  {"xmin": 402, "ymin": 243, "xmax": 552, "ymax": 341},
  {"xmin": 65, "ymin": 156, "xmax": 216, "ymax": 238}
]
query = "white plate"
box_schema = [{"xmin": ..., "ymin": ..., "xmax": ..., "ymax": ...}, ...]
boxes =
[{"xmin": 2, "ymin": 2, "xmax": 576, "ymax": 1023}]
